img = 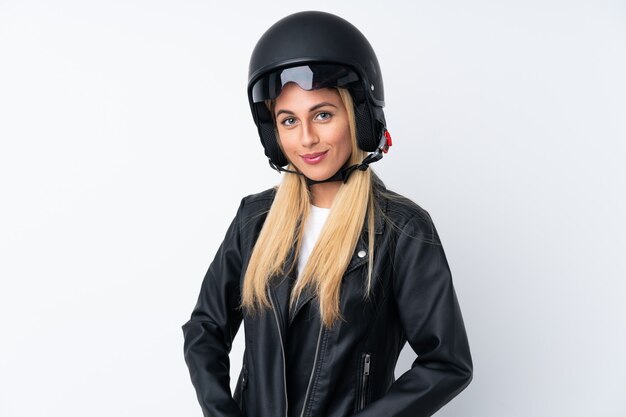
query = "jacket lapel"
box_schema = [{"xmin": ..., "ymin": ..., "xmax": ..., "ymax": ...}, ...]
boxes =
[
  {"xmin": 288, "ymin": 280, "xmax": 316, "ymax": 326},
  {"xmin": 287, "ymin": 195, "xmax": 387, "ymax": 327},
  {"xmin": 268, "ymin": 246, "xmax": 297, "ymax": 336}
]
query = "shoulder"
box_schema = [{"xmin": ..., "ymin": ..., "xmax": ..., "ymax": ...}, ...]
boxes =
[
  {"xmin": 373, "ymin": 176, "xmax": 439, "ymax": 243},
  {"xmin": 382, "ymin": 189, "xmax": 432, "ymax": 225},
  {"xmin": 240, "ymin": 186, "xmax": 277, "ymax": 209},
  {"xmin": 232, "ymin": 186, "xmax": 278, "ymax": 228}
]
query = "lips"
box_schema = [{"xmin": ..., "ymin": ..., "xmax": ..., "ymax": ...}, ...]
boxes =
[{"xmin": 300, "ymin": 150, "xmax": 328, "ymax": 165}]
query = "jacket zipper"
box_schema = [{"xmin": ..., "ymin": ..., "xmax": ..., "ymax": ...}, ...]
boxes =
[
  {"xmin": 242, "ymin": 361, "xmax": 248, "ymax": 389},
  {"xmin": 358, "ymin": 353, "xmax": 371, "ymax": 411},
  {"xmin": 241, "ymin": 362, "xmax": 248, "ymax": 415},
  {"xmin": 268, "ymin": 291, "xmax": 289, "ymax": 416},
  {"xmin": 299, "ymin": 323, "xmax": 324, "ymax": 417}
]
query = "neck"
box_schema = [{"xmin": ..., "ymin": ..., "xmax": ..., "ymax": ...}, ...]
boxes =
[{"xmin": 309, "ymin": 181, "xmax": 341, "ymax": 208}]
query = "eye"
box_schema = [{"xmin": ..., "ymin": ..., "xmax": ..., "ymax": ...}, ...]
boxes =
[
  {"xmin": 315, "ymin": 111, "xmax": 332, "ymax": 121},
  {"xmin": 280, "ymin": 117, "xmax": 297, "ymax": 127}
]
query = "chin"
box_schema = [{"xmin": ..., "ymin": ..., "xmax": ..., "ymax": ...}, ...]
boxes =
[
  {"xmin": 296, "ymin": 166, "xmax": 337, "ymax": 182},
  {"xmin": 289, "ymin": 157, "xmax": 346, "ymax": 182}
]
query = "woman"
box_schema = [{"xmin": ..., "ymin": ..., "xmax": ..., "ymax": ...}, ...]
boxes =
[{"xmin": 182, "ymin": 11, "xmax": 472, "ymax": 417}]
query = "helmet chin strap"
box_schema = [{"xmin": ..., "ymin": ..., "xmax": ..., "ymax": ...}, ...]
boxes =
[{"xmin": 268, "ymin": 128, "xmax": 392, "ymax": 186}]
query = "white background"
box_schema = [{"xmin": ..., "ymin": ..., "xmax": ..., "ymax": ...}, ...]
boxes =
[{"xmin": 1, "ymin": 1, "xmax": 624, "ymax": 416}]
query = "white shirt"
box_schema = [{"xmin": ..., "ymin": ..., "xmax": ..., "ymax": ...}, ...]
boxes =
[{"xmin": 297, "ymin": 204, "xmax": 330, "ymax": 280}]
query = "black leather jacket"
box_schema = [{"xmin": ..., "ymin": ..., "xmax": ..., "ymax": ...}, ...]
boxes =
[{"xmin": 182, "ymin": 176, "xmax": 472, "ymax": 417}]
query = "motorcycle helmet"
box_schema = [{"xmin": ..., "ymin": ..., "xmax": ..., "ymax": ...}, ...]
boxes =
[{"xmin": 247, "ymin": 11, "xmax": 392, "ymax": 184}]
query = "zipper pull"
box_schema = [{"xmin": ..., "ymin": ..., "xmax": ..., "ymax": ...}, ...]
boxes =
[{"xmin": 364, "ymin": 354, "xmax": 370, "ymax": 375}]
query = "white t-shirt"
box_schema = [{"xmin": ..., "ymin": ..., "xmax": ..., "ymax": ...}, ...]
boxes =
[{"xmin": 297, "ymin": 204, "xmax": 330, "ymax": 280}]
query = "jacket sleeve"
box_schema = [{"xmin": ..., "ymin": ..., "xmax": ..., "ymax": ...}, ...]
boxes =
[
  {"xmin": 356, "ymin": 212, "xmax": 473, "ymax": 417},
  {"xmin": 181, "ymin": 199, "xmax": 246, "ymax": 417}
]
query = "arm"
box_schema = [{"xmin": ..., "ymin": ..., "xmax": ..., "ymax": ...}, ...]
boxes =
[
  {"xmin": 357, "ymin": 212, "xmax": 473, "ymax": 417},
  {"xmin": 182, "ymin": 199, "xmax": 245, "ymax": 417}
]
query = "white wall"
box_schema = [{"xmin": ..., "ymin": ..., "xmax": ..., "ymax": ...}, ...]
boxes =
[{"xmin": 1, "ymin": 1, "xmax": 624, "ymax": 416}]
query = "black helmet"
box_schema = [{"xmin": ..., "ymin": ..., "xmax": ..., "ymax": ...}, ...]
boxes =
[{"xmin": 247, "ymin": 11, "xmax": 392, "ymax": 183}]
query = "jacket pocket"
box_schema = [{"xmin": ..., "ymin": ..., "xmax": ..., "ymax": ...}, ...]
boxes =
[{"xmin": 356, "ymin": 352, "xmax": 372, "ymax": 412}]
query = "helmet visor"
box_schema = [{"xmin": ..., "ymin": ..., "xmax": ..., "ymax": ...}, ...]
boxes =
[{"xmin": 250, "ymin": 64, "xmax": 360, "ymax": 103}]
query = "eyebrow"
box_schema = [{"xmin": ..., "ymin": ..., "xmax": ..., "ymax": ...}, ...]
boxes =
[{"xmin": 275, "ymin": 102, "xmax": 338, "ymax": 118}]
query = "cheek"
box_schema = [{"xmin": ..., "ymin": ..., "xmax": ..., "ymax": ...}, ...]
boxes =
[
  {"xmin": 333, "ymin": 127, "xmax": 352, "ymax": 157},
  {"xmin": 276, "ymin": 131, "xmax": 296, "ymax": 153}
]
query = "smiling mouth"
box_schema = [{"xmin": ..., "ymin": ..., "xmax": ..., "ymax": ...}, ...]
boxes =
[{"xmin": 300, "ymin": 150, "xmax": 329, "ymax": 164}]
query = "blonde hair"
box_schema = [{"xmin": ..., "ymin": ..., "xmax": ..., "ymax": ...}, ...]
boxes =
[{"xmin": 241, "ymin": 88, "xmax": 376, "ymax": 328}]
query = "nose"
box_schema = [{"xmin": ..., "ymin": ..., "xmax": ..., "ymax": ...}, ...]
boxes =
[{"xmin": 299, "ymin": 120, "xmax": 319, "ymax": 148}]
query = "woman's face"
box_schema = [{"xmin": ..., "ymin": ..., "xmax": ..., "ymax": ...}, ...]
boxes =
[{"xmin": 273, "ymin": 83, "xmax": 352, "ymax": 182}]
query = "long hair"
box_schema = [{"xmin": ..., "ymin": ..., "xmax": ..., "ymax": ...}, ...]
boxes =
[{"xmin": 240, "ymin": 88, "xmax": 377, "ymax": 328}]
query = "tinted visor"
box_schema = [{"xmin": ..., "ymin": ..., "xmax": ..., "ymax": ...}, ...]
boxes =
[{"xmin": 251, "ymin": 64, "xmax": 360, "ymax": 103}]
